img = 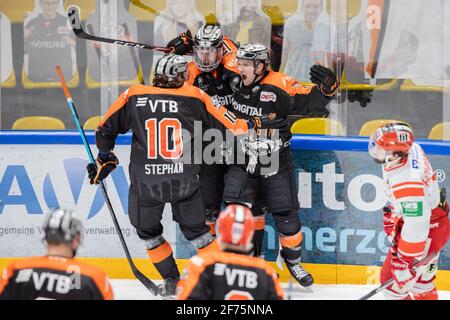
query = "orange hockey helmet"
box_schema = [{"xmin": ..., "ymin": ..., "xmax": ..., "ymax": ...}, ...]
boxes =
[{"xmin": 216, "ymin": 204, "xmax": 254, "ymax": 253}]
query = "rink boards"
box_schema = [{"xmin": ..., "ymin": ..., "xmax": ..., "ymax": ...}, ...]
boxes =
[{"xmin": 0, "ymin": 131, "xmax": 449, "ymax": 288}]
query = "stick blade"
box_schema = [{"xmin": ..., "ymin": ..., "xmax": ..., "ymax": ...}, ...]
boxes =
[{"xmin": 67, "ymin": 6, "xmax": 84, "ymax": 37}]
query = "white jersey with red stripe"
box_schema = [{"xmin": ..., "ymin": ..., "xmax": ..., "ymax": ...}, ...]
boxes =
[{"xmin": 382, "ymin": 143, "xmax": 440, "ymax": 258}]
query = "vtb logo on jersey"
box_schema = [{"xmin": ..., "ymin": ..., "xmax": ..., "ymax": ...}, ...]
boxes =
[{"xmin": 214, "ymin": 264, "xmax": 258, "ymax": 289}]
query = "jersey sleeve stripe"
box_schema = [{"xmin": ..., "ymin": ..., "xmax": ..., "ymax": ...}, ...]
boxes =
[
  {"xmin": 393, "ymin": 187, "xmax": 425, "ymax": 199},
  {"xmin": 398, "ymin": 238, "xmax": 426, "ymax": 257}
]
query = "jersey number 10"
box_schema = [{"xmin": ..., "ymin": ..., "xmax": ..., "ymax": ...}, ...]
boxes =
[{"xmin": 146, "ymin": 118, "xmax": 183, "ymax": 159}]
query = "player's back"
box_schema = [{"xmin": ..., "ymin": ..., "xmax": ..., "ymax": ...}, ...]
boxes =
[
  {"xmin": 0, "ymin": 256, "xmax": 113, "ymax": 300},
  {"xmin": 178, "ymin": 251, "xmax": 284, "ymax": 300}
]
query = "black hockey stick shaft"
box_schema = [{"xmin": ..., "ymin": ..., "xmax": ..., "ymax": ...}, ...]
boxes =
[
  {"xmin": 122, "ymin": 23, "xmax": 145, "ymax": 85},
  {"xmin": 55, "ymin": 66, "xmax": 159, "ymax": 296},
  {"xmin": 67, "ymin": 6, "xmax": 170, "ymax": 53},
  {"xmin": 358, "ymin": 252, "xmax": 438, "ymax": 300}
]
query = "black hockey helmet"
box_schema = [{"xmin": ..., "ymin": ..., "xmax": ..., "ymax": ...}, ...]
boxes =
[
  {"xmin": 154, "ymin": 53, "xmax": 188, "ymax": 88},
  {"xmin": 193, "ymin": 25, "xmax": 224, "ymax": 72},
  {"xmin": 43, "ymin": 209, "xmax": 83, "ymax": 245}
]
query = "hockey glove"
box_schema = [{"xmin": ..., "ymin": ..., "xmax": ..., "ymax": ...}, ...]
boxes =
[
  {"xmin": 383, "ymin": 205, "xmax": 401, "ymax": 245},
  {"xmin": 309, "ymin": 64, "xmax": 339, "ymax": 97},
  {"xmin": 87, "ymin": 151, "xmax": 119, "ymax": 185},
  {"xmin": 248, "ymin": 113, "xmax": 284, "ymax": 138},
  {"xmin": 391, "ymin": 254, "xmax": 417, "ymax": 290},
  {"xmin": 167, "ymin": 30, "xmax": 194, "ymax": 55},
  {"xmin": 347, "ymin": 89, "xmax": 373, "ymax": 108}
]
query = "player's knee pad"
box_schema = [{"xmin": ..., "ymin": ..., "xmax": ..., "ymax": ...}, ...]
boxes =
[{"xmin": 273, "ymin": 210, "xmax": 301, "ymax": 237}]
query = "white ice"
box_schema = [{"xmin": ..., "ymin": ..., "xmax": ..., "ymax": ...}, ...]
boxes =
[{"xmin": 110, "ymin": 279, "xmax": 450, "ymax": 300}]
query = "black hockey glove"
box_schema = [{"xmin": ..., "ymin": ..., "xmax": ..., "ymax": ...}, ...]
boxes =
[
  {"xmin": 87, "ymin": 151, "xmax": 119, "ymax": 185},
  {"xmin": 309, "ymin": 64, "xmax": 339, "ymax": 97},
  {"xmin": 167, "ymin": 30, "xmax": 194, "ymax": 55},
  {"xmin": 347, "ymin": 89, "xmax": 373, "ymax": 108}
]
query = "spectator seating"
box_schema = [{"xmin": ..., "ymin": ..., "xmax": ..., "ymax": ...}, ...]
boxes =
[
  {"xmin": 290, "ymin": 117, "xmax": 344, "ymax": 135},
  {"xmin": 12, "ymin": 116, "xmax": 66, "ymax": 129}
]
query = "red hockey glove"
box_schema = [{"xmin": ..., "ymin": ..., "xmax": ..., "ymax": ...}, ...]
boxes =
[
  {"xmin": 309, "ymin": 64, "xmax": 339, "ymax": 97},
  {"xmin": 167, "ymin": 30, "xmax": 194, "ymax": 55},
  {"xmin": 383, "ymin": 205, "xmax": 401, "ymax": 244},
  {"xmin": 391, "ymin": 254, "xmax": 417, "ymax": 289},
  {"xmin": 87, "ymin": 152, "xmax": 119, "ymax": 185}
]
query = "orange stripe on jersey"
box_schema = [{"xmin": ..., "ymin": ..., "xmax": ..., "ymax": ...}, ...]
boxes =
[
  {"xmin": 147, "ymin": 241, "xmax": 173, "ymax": 264},
  {"xmin": 0, "ymin": 256, "xmax": 113, "ymax": 299},
  {"xmin": 280, "ymin": 231, "xmax": 303, "ymax": 248},
  {"xmin": 253, "ymin": 216, "xmax": 266, "ymax": 231},
  {"xmin": 0, "ymin": 262, "xmax": 15, "ymax": 295},
  {"xmin": 398, "ymin": 237, "xmax": 426, "ymax": 257},
  {"xmin": 393, "ymin": 187, "xmax": 424, "ymax": 199},
  {"xmin": 186, "ymin": 62, "xmax": 202, "ymax": 85},
  {"xmin": 202, "ymin": 91, "xmax": 249, "ymax": 134},
  {"xmin": 392, "ymin": 181, "xmax": 424, "ymax": 189},
  {"xmin": 99, "ymin": 83, "xmax": 207, "ymax": 127},
  {"xmin": 261, "ymin": 71, "xmax": 315, "ymax": 96}
]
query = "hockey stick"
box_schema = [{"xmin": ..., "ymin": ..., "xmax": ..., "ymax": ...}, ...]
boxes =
[
  {"xmin": 67, "ymin": 6, "xmax": 170, "ymax": 53},
  {"xmin": 358, "ymin": 251, "xmax": 438, "ymax": 300},
  {"xmin": 122, "ymin": 23, "xmax": 145, "ymax": 85},
  {"xmin": 55, "ymin": 66, "xmax": 159, "ymax": 296},
  {"xmin": 130, "ymin": 0, "xmax": 188, "ymax": 30}
]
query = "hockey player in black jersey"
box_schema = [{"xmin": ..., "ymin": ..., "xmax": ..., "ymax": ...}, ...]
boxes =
[
  {"xmin": 177, "ymin": 204, "xmax": 284, "ymax": 300},
  {"xmin": 167, "ymin": 25, "xmax": 268, "ymax": 255},
  {"xmin": 0, "ymin": 209, "xmax": 113, "ymax": 300},
  {"xmin": 86, "ymin": 53, "xmax": 281, "ymax": 297},
  {"xmin": 224, "ymin": 43, "xmax": 339, "ymax": 288}
]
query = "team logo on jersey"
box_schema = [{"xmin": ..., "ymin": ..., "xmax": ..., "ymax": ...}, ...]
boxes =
[
  {"xmin": 260, "ymin": 91, "xmax": 277, "ymax": 102},
  {"xmin": 401, "ymin": 201, "xmax": 423, "ymax": 217},
  {"xmin": 136, "ymin": 97, "xmax": 148, "ymax": 107}
]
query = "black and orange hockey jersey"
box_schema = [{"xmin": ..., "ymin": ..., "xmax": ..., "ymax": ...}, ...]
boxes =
[
  {"xmin": 186, "ymin": 36, "xmax": 241, "ymax": 111},
  {"xmin": 177, "ymin": 251, "xmax": 284, "ymax": 300},
  {"xmin": 230, "ymin": 71, "xmax": 333, "ymax": 171},
  {"xmin": 0, "ymin": 256, "xmax": 113, "ymax": 300},
  {"xmin": 96, "ymin": 83, "xmax": 249, "ymax": 200}
]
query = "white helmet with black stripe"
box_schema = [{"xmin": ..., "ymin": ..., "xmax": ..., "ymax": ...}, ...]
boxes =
[
  {"xmin": 154, "ymin": 53, "xmax": 188, "ymax": 88},
  {"xmin": 193, "ymin": 25, "xmax": 224, "ymax": 72},
  {"xmin": 236, "ymin": 43, "xmax": 270, "ymax": 66},
  {"xmin": 43, "ymin": 209, "xmax": 83, "ymax": 245}
]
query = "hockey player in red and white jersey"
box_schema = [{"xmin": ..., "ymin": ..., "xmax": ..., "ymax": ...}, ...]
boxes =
[{"xmin": 368, "ymin": 122, "xmax": 449, "ymax": 300}]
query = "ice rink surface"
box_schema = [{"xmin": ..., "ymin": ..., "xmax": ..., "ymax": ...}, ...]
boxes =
[{"xmin": 111, "ymin": 279, "xmax": 450, "ymax": 300}]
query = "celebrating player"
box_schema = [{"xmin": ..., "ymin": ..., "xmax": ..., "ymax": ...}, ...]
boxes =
[
  {"xmin": 223, "ymin": 43, "xmax": 339, "ymax": 288},
  {"xmin": 87, "ymin": 53, "xmax": 281, "ymax": 297}
]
